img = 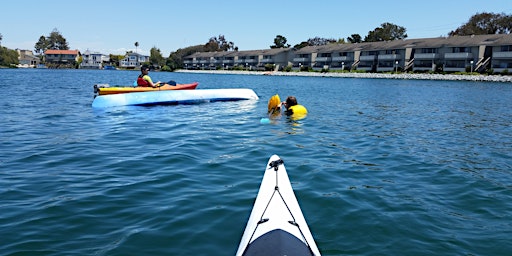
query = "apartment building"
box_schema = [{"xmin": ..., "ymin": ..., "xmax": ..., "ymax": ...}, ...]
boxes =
[
  {"xmin": 184, "ymin": 48, "xmax": 292, "ymax": 71},
  {"xmin": 184, "ymin": 34, "xmax": 512, "ymax": 73}
]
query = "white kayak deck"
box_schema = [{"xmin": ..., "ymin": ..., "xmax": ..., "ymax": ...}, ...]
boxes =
[{"xmin": 236, "ymin": 155, "xmax": 321, "ymax": 256}]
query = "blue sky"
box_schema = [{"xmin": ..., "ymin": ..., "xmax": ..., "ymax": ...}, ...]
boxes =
[{"xmin": 1, "ymin": 0, "xmax": 510, "ymax": 56}]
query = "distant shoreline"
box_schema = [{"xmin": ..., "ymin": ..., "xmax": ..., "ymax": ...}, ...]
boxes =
[{"xmin": 176, "ymin": 69, "xmax": 512, "ymax": 83}]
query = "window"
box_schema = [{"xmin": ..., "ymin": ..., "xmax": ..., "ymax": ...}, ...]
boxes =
[
  {"xmin": 453, "ymin": 47, "xmax": 469, "ymax": 53},
  {"xmin": 421, "ymin": 48, "xmax": 437, "ymax": 53},
  {"xmin": 500, "ymin": 45, "xmax": 512, "ymax": 52}
]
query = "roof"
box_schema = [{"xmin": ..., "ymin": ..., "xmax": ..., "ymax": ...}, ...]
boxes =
[
  {"xmin": 183, "ymin": 34, "xmax": 512, "ymax": 59},
  {"xmin": 45, "ymin": 49, "xmax": 80, "ymax": 55},
  {"xmin": 297, "ymin": 34, "xmax": 512, "ymax": 54}
]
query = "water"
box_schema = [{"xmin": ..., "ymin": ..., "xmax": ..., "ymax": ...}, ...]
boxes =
[{"xmin": 1, "ymin": 69, "xmax": 511, "ymax": 255}]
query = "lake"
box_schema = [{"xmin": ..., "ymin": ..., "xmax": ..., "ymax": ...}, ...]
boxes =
[{"xmin": 1, "ymin": 69, "xmax": 511, "ymax": 255}]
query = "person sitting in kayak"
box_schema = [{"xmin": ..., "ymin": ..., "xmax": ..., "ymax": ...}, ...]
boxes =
[
  {"xmin": 282, "ymin": 96, "xmax": 308, "ymax": 119},
  {"xmin": 137, "ymin": 65, "xmax": 176, "ymax": 87}
]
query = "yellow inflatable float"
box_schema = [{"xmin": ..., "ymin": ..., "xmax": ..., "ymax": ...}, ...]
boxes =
[{"xmin": 267, "ymin": 94, "xmax": 281, "ymax": 116}]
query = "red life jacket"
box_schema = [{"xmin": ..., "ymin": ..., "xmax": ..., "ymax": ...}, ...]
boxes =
[{"xmin": 137, "ymin": 75, "xmax": 150, "ymax": 87}]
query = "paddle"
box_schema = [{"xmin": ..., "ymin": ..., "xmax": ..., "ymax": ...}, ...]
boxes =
[{"xmin": 155, "ymin": 80, "xmax": 176, "ymax": 87}]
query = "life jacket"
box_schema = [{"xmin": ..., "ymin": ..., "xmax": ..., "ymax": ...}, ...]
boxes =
[
  {"xmin": 288, "ymin": 104, "xmax": 307, "ymax": 115},
  {"xmin": 287, "ymin": 104, "xmax": 308, "ymax": 120},
  {"xmin": 137, "ymin": 75, "xmax": 150, "ymax": 87}
]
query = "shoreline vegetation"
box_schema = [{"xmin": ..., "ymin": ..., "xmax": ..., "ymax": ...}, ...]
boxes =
[{"xmin": 176, "ymin": 69, "xmax": 512, "ymax": 83}]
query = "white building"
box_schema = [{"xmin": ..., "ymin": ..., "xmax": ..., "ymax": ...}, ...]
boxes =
[
  {"xmin": 81, "ymin": 50, "xmax": 109, "ymax": 69},
  {"xmin": 120, "ymin": 52, "xmax": 150, "ymax": 69}
]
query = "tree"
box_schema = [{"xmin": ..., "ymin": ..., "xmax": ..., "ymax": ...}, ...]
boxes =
[
  {"xmin": 135, "ymin": 42, "xmax": 139, "ymax": 53},
  {"xmin": 0, "ymin": 46, "xmax": 19, "ymax": 66},
  {"xmin": 270, "ymin": 35, "xmax": 290, "ymax": 48},
  {"xmin": 34, "ymin": 36, "xmax": 48, "ymax": 55},
  {"xmin": 364, "ymin": 22, "xmax": 408, "ymax": 42},
  {"xmin": 347, "ymin": 34, "xmax": 362, "ymax": 43},
  {"xmin": 307, "ymin": 37, "xmax": 336, "ymax": 46},
  {"xmin": 204, "ymin": 35, "xmax": 236, "ymax": 52},
  {"xmin": 293, "ymin": 41, "xmax": 310, "ymax": 49},
  {"xmin": 34, "ymin": 28, "xmax": 69, "ymax": 54},
  {"xmin": 109, "ymin": 54, "xmax": 124, "ymax": 67},
  {"xmin": 149, "ymin": 46, "xmax": 165, "ymax": 67},
  {"xmin": 167, "ymin": 44, "xmax": 205, "ymax": 70},
  {"xmin": 449, "ymin": 12, "xmax": 512, "ymax": 36},
  {"xmin": 0, "ymin": 33, "xmax": 2, "ymax": 46},
  {"xmin": 47, "ymin": 28, "xmax": 69, "ymax": 50},
  {"xmin": 292, "ymin": 37, "xmax": 336, "ymax": 49}
]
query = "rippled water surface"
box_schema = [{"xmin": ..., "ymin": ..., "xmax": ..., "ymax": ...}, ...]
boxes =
[{"xmin": 1, "ymin": 69, "xmax": 511, "ymax": 255}]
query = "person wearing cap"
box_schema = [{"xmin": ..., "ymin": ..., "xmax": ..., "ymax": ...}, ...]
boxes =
[{"xmin": 137, "ymin": 65, "xmax": 176, "ymax": 87}]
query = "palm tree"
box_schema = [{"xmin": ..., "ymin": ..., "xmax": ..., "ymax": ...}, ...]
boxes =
[{"xmin": 134, "ymin": 42, "xmax": 139, "ymax": 54}]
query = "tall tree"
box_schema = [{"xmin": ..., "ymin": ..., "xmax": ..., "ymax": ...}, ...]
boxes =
[
  {"xmin": 0, "ymin": 33, "xmax": 3, "ymax": 46},
  {"xmin": 347, "ymin": 34, "xmax": 362, "ymax": 43},
  {"xmin": 364, "ymin": 22, "xmax": 408, "ymax": 42},
  {"xmin": 149, "ymin": 46, "xmax": 165, "ymax": 67},
  {"xmin": 34, "ymin": 28, "xmax": 69, "ymax": 54},
  {"xmin": 270, "ymin": 35, "xmax": 290, "ymax": 48},
  {"xmin": 34, "ymin": 36, "xmax": 48, "ymax": 55},
  {"xmin": 135, "ymin": 42, "xmax": 139, "ymax": 53},
  {"xmin": 449, "ymin": 12, "xmax": 512, "ymax": 36},
  {"xmin": 47, "ymin": 28, "xmax": 69, "ymax": 50}
]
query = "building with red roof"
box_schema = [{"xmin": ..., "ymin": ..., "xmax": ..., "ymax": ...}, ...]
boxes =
[{"xmin": 44, "ymin": 49, "xmax": 81, "ymax": 67}]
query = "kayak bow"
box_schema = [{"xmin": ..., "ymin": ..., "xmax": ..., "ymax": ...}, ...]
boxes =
[{"xmin": 236, "ymin": 155, "xmax": 321, "ymax": 256}]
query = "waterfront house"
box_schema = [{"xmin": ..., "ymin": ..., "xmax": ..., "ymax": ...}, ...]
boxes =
[
  {"xmin": 44, "ymin": 49, "xmax": 81, "ymax": 67},
  {"xmin": 80, "ymin": 50, "xmax": 109, "ymax": 69},
  {"xmin": 119, "ymin": 52, "xmax": 150, "ymax": 69},
  {"xmin": 16, "ymin": 49, "xmax": 40, "ymax": 68}
]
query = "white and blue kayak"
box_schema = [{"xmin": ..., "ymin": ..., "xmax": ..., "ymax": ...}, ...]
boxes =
[
  {"xmin": 236, "ymin": 155, "xmax": 321, "ymax": 256},
  {"xmin": 91, "ymin": 88, "xmax": 259, "ymax": 108}
]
